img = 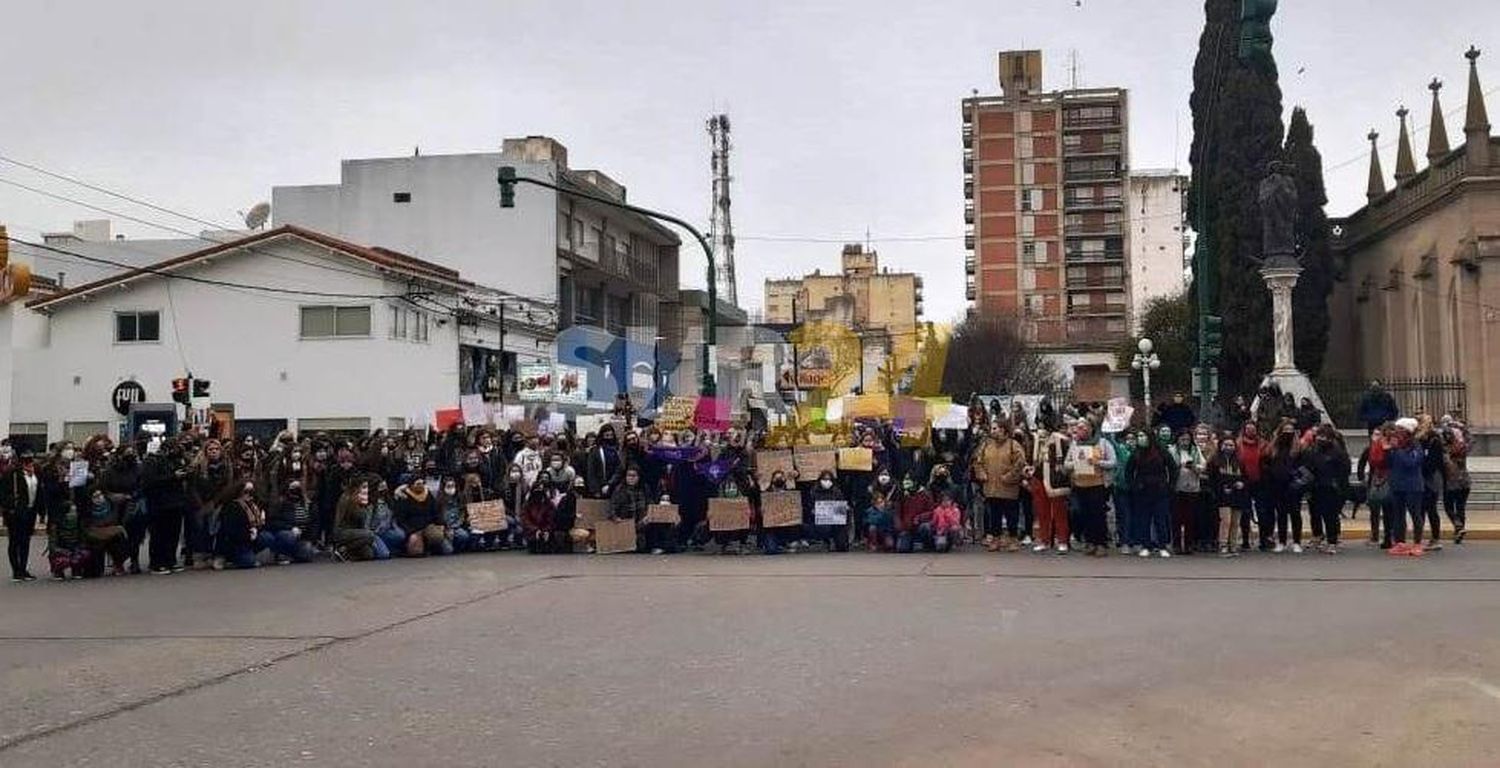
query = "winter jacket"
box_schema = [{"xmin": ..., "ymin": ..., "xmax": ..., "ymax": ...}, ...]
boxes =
[
  {"xmin": 1127, "ymin": 446, "xmax": 1175, "ymax": 496},
  {"xmin": 930, "ymin": 501, "xmax": 962, "ymax": 535},
  {"xmin": 1357, "ymin": 389, "xmax": 1399, "ymax": 429},
  {"xmin": 1208, "ymin": 454, "xmax": 1250, "ymax": 509},
  {"xmin": 1387, "ymin": 444, "xmax": 1426, "ymax": 494},
  {"xmin": 609, "ymin": 483, "xmax": 649, "ymax": 522},
  {"xmin": 973, "ymin": 436, "xmax": 1026, "ymax": 500},
  {"xmin": 141, "ymin": 453, "xmax": 191, "ymax": 512},
  {"xmin": 896, "ymin": 489, "xmax": 934, "ymax": 532},
  {"xmin": 392, "ymin": 487, "xmax": 441, "ymax": 532},
  {"xmin": 1301, "ymin": 441, "xmax": 1351, "ymax": 494}
]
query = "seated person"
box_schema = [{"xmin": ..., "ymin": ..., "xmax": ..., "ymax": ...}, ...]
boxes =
[
  {"xmin": 929, "ymin": 489, "xmax": 963, "ymax": 553},
  {"xmin": 47, "ymin": 499, "xmax": 89, "ymax": 580},
  {"xmin": 82, "ymin": 486, "xmax": 130, "ymax": 575},
  {"xmin": 263, "ymin": 481, "xmax": 316, "ymax": 564},
  {"xmin": 437, "ymin": 477, "xmax": 469, "ymax": 555},
  {"xmin": 520, "ymin": 471, "xmax": 557, "ymax": 554},
  {"xmin": 863, "ymin": 489, "xmax": 896, "ymax": 552},
  {"xmin": 393, "ymin": 476, "xmax": 446, "ymax": 557},
  {"xmin": 895, "ymin": 479, "xmax": 935, "ymax": 554},
  {"xmin": 333, "ymin": 480, "xmax": 383, "ymax": 561}
]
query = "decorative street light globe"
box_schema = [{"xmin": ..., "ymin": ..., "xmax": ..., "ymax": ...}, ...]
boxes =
[{"xmin": 1138, "ymin": 337, "xmax": 1154, "ymax": 355}]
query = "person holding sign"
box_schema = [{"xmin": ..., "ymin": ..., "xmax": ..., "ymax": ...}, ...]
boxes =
[
  {"xmin": 1066, "ymin": 421, "xmax": 1117, "ymax": 557},
  {"xmin": 806, "ymin": 470, "xmax": 851, "ymax": 552},
  {"xmin": 520, "ymin": 472, "xmax": 558, "ymax": 554}
]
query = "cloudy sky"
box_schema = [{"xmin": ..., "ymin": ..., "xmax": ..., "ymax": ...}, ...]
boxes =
[{"xmin": 2, "ymin": 1, "xmax": 1494, "ymax": 320}]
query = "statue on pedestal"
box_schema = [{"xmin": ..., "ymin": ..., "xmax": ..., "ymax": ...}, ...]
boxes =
[
  {"xmin": 1251, "ymin": 159, "xmax": 1328, "ymax": 423},
  {"xmin": 1258, "ymin": 159, "xmax": 1299, "ymax": 266}
]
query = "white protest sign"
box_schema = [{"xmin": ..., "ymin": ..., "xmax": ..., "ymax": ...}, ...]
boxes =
[
  {"xmin": 933, "ymin": 404, "xmax": 970, "ymax": 431},
  {"xmin": 460, "ymin": 394, "xmax": 489, "ymax": 426},
  {"xmin": 813, "ymin": 500, "xmax": 849, "ymax": 526},
  {"xmin": 1102, "ymin": 397, "xmax": 1134, "ymax": 434}
]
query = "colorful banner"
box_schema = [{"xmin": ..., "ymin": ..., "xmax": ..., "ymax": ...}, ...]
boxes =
[{"xmin": 518, "ymin": 364, "xmax": 553, "ymax": 402}]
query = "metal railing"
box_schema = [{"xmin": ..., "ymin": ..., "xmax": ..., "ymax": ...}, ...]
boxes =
[{"xmin": 1315, "ymin": 376, "xmax": 1469, "ymax": 428}]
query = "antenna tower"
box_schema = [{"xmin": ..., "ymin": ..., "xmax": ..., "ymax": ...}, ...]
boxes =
[{"xmin": 707, "ymin": 114, "xmax": 738, "ymax": 306}]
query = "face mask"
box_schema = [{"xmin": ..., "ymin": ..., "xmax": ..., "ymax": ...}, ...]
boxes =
[
  {"xmin": 878, "ymin": 475, "xmax": 891, "ymax": 485},
  {"xmin": 509, "ymin": 472, "xmax": 522, "ymax": 482},
  {"xmin": 443, "ymin": 485, "xmax": 458, "ymax": 496},
  {"xmin": 315, "ymin": 451, "xmax": 329, "ymax": 462},
  {"xmin": 61, "ymin": 448, "xmax": 76, "ymax": 461},
  {"xmin": 819, "ymin": 479, "xmax": 834, "ymax": 490},
  {"xmin": 243, "ymin": 485, "xmax": 255, "ymax": 496},
  {"xmin": 357, "ymin": 489, "xmax": 370, "ymax": 505},
  {"xmin": 1137, "ymin": 437, "xmax": 1150, "ymax": 448}
]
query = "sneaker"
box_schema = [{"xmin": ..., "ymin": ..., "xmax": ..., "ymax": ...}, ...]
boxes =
[
  {"xmin": 650, "ymin": 548, "xmax": 665, "ymax": 555},
  {"xmin": 170, "ymin": 565, "xmax": 185, "ymax": 573},
  {"xmin": 1455, "ymin": 529, "xmax": 1468, "ymax": 545},
  {"xmin": 1324, "ymin": 545, "xmax": 1339, "ymax": 555},
  {"xmin": 1388, "ymin": 542, "xmax": 1410, "ymax": 556},
  {"xmin": 1021, "ymin": 536, "xmax": 1033, "ymax": 546},
  {"xmin": 1138, "ymin": 547, "xmax": 1152, "ymax": 558},
  {"xmin": 1290, "ymin": 543, "xmax": 1303, "ymax": 554},
  {"xmin": 1273, "ymin": 543, "xmax": 1286, "ymax": 554},
  {"xmin": 1158, "ymin": 549, "xmax": 1172, "ymax": 559},
  {"xmin": 211, "ymin": 557, "xmax": 226, "ymax": 571},
  {"xmin": 1426, "ymin": 540, "xmax": 1443, "ymax": 552},
  {"xmin": 1032, "ymin": 543, "xmax": 1049, "ymax": 553},
  {"xmin": 151, "ymin": 566, "xmax": 172, "ymax": 575},
  {"xmin": 1406, "ymin": 543, "xmax": 1426, "ymax": 557},
  {"xmin": 1056, "ymin": 543, "xmax": 1070, "ymax": 555}
]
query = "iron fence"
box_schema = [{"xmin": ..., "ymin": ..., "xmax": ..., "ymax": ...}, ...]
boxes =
[{"xmin": 1316, "ymin": 376, "xmax": 1468, "ymax": 429}]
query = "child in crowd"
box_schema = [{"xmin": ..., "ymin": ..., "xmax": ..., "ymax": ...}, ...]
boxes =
[
  {"xmin": 863, "ymin": 489, "xmax": 895, "ymax": 552},
  {"xmin": 47, "ymin": 497, "xmax": 88, "ymax": 580}
]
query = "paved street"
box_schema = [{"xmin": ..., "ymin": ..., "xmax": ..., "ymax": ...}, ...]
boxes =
[{"xmin": 4, "ymin": 546, "xmax": 1500, "ymax": 767}]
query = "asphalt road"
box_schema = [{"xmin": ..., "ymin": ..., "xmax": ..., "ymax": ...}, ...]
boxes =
[{"xmin": 4, "ymin": 545, "xmax": 1500, "ymax": 767}]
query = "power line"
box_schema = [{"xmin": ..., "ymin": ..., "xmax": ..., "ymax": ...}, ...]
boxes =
[
  {"xmin": 6, "ymin": 236, "xmax": 436, "ymax": 301},
  {"xmin": 0, "ymin": 155, "xmax": 561, "ymax": 311}
]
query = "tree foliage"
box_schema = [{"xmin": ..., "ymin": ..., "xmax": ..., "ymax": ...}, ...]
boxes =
[
  {"xmin": 908, "ymin": 322, "xmax": 949, "ymax": 397},
  {"xmin": 1284, "ymin": 107, "xmax": 1334, "ymax": 378},
  {"xmin": 940, "ymin": 315, "xmax": 1060, "ymax": 403},
  {"xmin": 1188, "ymin": 0, "xmax": 1286, "ymax": 395},
  {"xmin": 1115, "ymin": 292, "xmax": 1195, "ymax": 404}
]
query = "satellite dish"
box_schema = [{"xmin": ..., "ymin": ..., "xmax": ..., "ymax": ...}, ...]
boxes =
[{"xmin": 243, "ymin": 202, "xmax": 271, "ymax": 230}]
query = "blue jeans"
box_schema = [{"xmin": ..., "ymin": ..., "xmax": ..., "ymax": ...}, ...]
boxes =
[
  {"xmin": 377, "ymin": 526, "xmax": 407, "ymax": 557},
  {"xmin": 1389, "ymin": 491, "xmax": 1421, "ymax": 544},
  {"xmin": 1112, "ymin": 489, "xmax": 1131, "ymax": 547},
  {"xmin": 1131, "ymin": 492, "xmax": 1170, "ymax": 550},
  {"xmin": 449, "ymin": 528, "xmax": 472, "ymax": 554},
  {"xmin": 372, "ymin": 535, "xmax": 391, "ymax": 560}
]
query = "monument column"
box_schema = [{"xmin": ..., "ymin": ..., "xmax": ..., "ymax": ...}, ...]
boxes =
[{"xmin": 1262, "ymin": 264, "xmax": 1300, "ymax": 373}]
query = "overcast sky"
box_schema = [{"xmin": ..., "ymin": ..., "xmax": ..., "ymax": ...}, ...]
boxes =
[{"xmin": 2, "ymin": 1, "xmax": 1494, "ymax": 320}]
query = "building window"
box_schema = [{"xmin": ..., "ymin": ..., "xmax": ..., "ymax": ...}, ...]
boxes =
[
  {"xmin": 414, "ymin": 311, "xmax": 430, "ymax": 343},
  {"xmin": 1022, "ymin": 241, "xmax": 1036, "ymax": 262},
  {"xmin": 1106, "ymin": 292, "xmax": 1127, "ymax": 306},
  {"xmin": 1018, "ymin": 136, "xmax": 1035, "ymax": 159},
  {"xmin": 1024, "ymin": 294, "xmax": 1044, "ymax": 317},
  {"xmin": 1020, "ymin": 188, "xmax": 1044, "ymax": 212},
  {"xmin": 1063, "ymin": 134, "xmax": 1082, "ymax": 153},
  {"xmin": 6, "ymin": 423, "xmax": 48, "ymax": 455},
  {"xmin": 300, "ymin": 305, "xmax": 371, "ymax": 338},
  {"xmin": 1021, "ymin": 163, "xmax": 1036, "ymax": 185},
  {"xmin": 64, "ymin": 421, "xmax": 109, "ymax": 443},
  {"xmin": 296, "ymin": 417, "xmax": 372, "ymax": 436},
  {"xmin": 114, "ymin": 311, "xmax": 161, "ymax": 343},
  {"xmin": 389, "ymin": 306, "xmax": 405, "ymax": 340},
  {"xmin": 392, "ymin": 192, "xmax": 412, "ymax": 203},
  {"xmin": 1020, "ymin": 268, "xmax": 1037, "ymax": 291}
]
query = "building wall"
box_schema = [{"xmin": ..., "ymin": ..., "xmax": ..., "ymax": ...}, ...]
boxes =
[
  {"xmin": 1127, "ymin": 172, "xmax": 1189, "ymax": 333},
  {"xmin": 9, "ymin": 239, "xmax": 463, "ymax": 441},
  {"xmin": 274, "ymin": 153, "xmax": 561, "ymax": 304},
  {"xmin": 1331, "ymin": 181, "xmax": 1500, "ymax": 425}
]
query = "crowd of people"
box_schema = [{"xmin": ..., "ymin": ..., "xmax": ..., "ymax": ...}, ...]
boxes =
[{"xmin": 0, "ymin": 382, "xmax": 1478, "ymax": 583}]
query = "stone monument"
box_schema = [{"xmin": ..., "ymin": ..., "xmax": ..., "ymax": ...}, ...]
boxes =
[{"xmin": 1252, "ymin": 160, "xmax": 1329, "ymax": 422}]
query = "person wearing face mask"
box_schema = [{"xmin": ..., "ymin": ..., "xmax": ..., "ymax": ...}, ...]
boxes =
[
  {"xmin": 972, "ymin": 422, "xmax": 1027, "ymax": 552},
  {"xmin": 332, "ymin": 480, "xmax": 383, "ymax": 561},
  {"xmin": 1385, "ymin": 420, "xmax": 1426, "ymax": 555},
  {"xmin": 369, "ymin": 479, "xmax": 404, "ymax": 557},
  {"xmin": 1031, "ymin": 424, "xmax": 1072, "ymax": 554},
  {"xmin": 1301, "ymin": 425, "xmax": 1351, "ymax": 554},
  {"xmin": 1104, "ymin": 428, "xmax": 1135, "ymax": 551},
  {"xmin": 80, "ymin": 484, "xmax": 130, "ymax": 576},
  {"xmin": 263, "ymin": 481, "xmax": 315, "ymax": 564},
  {"xmin": 1167, "ymin": 431, "xmax": 1205, "ymax": 556},
  {"xmin": 1414, "ymin": 414, "xmax": 1446, "ymax": 551},
  {"xmin": 392, "ymin": 476, "xmax": 445, "ymax": 557},
  {"xmin": 520, "ymin": 470, "xmax": 558, "ymax": 554},
  {"xmin": 511, "ymin": 436, "xmax": 544, "ymax": 495},
  {"xmin": 187, "ymin": 439, "xmax": 236, "ymax": 571},
  {"xmin": 895, "ymin": 478, "xmax": 934, "ymax": 553},
  {"xmin": 1125, "ymin": 429, "xmax": 1176, "ymax": 558},
  {"xmin": 142, "ymin": 438, "xmax": 193, "ymax": 574},
  {"xmin": 1263, "ymin": 420, "xmax": 1305, "ymax": 553},
  {"xmin": 1235, "ymin": 423, "xmax": 1270, "ymax": 552},
  {"xmin": 101, "ymin": 445, "xmax": 146, "ymax": 574},
  {"xmin": 807, "ymin": 469, "xmax": 850, "ymax": 552},
  {"xmin": 434, "ymin": 476, "xmax": 467, "ymax": 555},
  {"xmin": 473, "ymin": 431, "xmax": 505, "ymax": 493},
  {"xmin": 216, "ymin": 480, "xmax": 270, "ymax": 569},
  {"xmin": 1067, "ymin": 420, "xmax": 1116, "ymax": 557},
  {"xmin": 1208, "ymin": 438, "xmax": 1250, "ymax": 558}
]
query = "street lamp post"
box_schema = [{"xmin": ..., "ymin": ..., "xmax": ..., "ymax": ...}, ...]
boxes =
[
  {"xmin": 498, "ymin": 167, "xmax": 718, "ymax": 397},
  {"xmin": 1130, "ymin": 337, "xmax": 1162, "ymax": 406}
]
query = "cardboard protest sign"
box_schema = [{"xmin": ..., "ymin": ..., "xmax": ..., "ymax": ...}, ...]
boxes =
[
  {"xmin": 756, "ymin": 450, "xmax": 796, "ymax": 489},
  {"xmin": 813, "ymin": 499, "xmax": 849, "ymax": 526},
  {"xmin": 837, "ymin": 447, "xmax": 874, "ymax": 472},
  {"xmin": 643, "ymin": 503, "xmax": 682, "ymax": 525},
  {"xmin": 846, "ymin": 393, "xmax": 891, "ymax": 420},
  {"xmin": 707, "ymin": 497, "xmax": 752, "ymax": 532},
  {"xmin": 657, "ymin": 396, "xmax": 699, "ymax": 431},
  {"xmin": 761, "ymin": 491, "xmax": 803, "ymax": 529},
  {"xmin": 694, "ymin": 396, "xmax": 732, "ymax": 432},
  {"xmin": 794, "ymin": 447, "xmax": 838, "ymax": 477},
  {"xmin": 575, "ymin": 498, "xmax": 610, "ymax": 529},
  {"xmin": 465, "ymin": 500, "xmax": 507, "ymax": 532},
  {"xmin": 594, "ymin": 518, "xmax": 637, "ymax": 554}
]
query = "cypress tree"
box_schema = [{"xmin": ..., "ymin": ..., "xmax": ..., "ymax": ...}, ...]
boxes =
[
  {"xmin": 1284, "ymin": 107, "xmax": 1333, "ymax": 377},
  {"xmin": 1187, "ymin": 0, "xmax": 1287, "ymax": 395}
]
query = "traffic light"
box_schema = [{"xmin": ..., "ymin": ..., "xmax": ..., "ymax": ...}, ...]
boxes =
[
  {"xmin": 498, "ymin": 166, "xmax": 517, "ymax": 208},
  {"xmin": 192, "ymin": 379, "xmax": 211, "ymax": 399},
  {"xmin": 1200, "ymin": 314, "xmax": 1224, "ymax": 362},
  {"xmin": 171, "ymin": 377, "xmax": 191, "ymax": 405}
]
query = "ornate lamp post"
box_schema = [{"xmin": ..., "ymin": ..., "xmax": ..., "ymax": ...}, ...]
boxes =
[{"xmin": 1131, "ymin": 337, "xmax": 1162, "ymax": 405}]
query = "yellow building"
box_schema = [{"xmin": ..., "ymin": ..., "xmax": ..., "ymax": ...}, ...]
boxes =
[{"xmin": 764, "ymin": 244, "xmax": 924, "ymax": 392}]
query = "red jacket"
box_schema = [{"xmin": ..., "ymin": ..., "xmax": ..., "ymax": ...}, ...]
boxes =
[
  {"xmin": 1237, "ymin": 438, "xmax": 1266, "ymax": 484},
  {"xmin": 930, "ymin": 501, "xmax": 962, "ymax": 535},
  {"xmin": 520, "ymin": 495, "xmax": 554, "ymax": 534},
  {"xmin": 897, "ymin": 490, "xmax": 934, "ymax": 532}
]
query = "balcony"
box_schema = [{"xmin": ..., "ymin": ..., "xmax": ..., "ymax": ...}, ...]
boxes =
[
  {"xmin": 962, "ymin": 155, "xmax": 974, "ymax": 174},
  {"xmin": 1066, "ymin": 222, "xmax": 1124, "ymax": 237},
  {"xmin": 1065, "ymin": 274, "xmax": 1127, "ymax": 291},
  {"xmin": 964, "ymin": 254, "xmax": 977, "ymax": 273},
  {"xmin": 1064, "ymin": 169, "xmax": 1123, "ymax": 183},
  {"xmin": 963, "ymin": 129, "xmax": 973, "ymax": 149},
  {"xmin": 966, "ymin": 284, "xmax": 977, "ymax": 301},
  {"xmin": 964, "ymin": 204, "xmax": 975, "ymax": 224},
  {"xmin": 1064, "ymin": 196, "xmax": 1124, "ymax": 212},
  {"xmin": 1065, "ymin": 250, "xmax": 1125, "ymax": 264},
  {"xmin": 965, "ymin": 232, "xmax": 975, "ymax": 250}
]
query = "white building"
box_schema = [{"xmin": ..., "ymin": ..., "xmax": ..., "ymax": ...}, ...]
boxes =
[
  {"xmin": 5, "ymin": 226, "xmax": 486, "ymax": 445},
  {"xmin": 272, "ymin": 136, "xmax": 690, "ymax": 406},
  {"xmin": 1126, "ymin": 170, "xmax": 1190, "ymax": 333}
]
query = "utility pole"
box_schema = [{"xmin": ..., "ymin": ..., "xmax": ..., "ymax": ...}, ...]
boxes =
[{"xmin": 498, "ymin": 166, "xmax": 718, "ymax": 396}]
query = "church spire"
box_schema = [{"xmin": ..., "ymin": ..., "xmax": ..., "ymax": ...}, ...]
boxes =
[
  {"xmin": 1427, "ymin": 78, "xmax": 1451, "ymax": 163},
  {"xmin": 1465, "ymin": 46, "xmax": 1490, "ymax": 135},
  {"xmin": 1366, "ymin": 130, "xmax": 1387, "ymax": 202},
  {"xmin": 1394, "ymin": 106, "xmax": 1417, "ymax": 182}
]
